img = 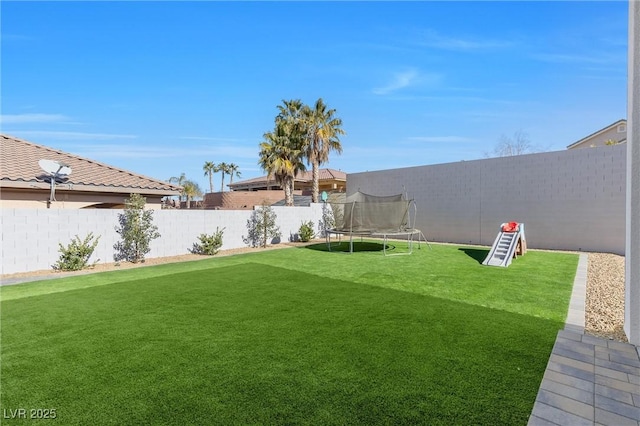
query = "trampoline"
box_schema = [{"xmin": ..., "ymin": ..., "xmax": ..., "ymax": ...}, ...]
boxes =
[{"xmin": 324, "ymin": 191, "xmax": 431, "ymax": 255}]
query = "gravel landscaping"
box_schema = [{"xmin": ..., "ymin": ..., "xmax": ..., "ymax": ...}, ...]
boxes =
[
  {"xmin": 585, "ymin": 252, "xmax": 627, "ymax": 342},
  {"xmin": 1, "ymin": 245, "xmax": 628, "ymax": 343}
]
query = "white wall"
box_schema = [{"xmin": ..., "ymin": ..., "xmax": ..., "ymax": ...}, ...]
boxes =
[
  {"xmin": 1, "ymin": 204, "xmax": 324, "ymax": 275},
  {"xmin": 348, "ymin": 145, "xmax": 626, "ymax": 254},
  {"xmin": 625, "ymin": 0, "xmax": 639, "ymax": 344}
]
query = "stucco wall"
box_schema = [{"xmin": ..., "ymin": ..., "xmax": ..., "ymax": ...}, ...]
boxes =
[
  {"xmin": 348, "ymin": 145, "xmax": 626, "ymax": 254},
  {"xmin": 204, "ymin": 190, "xmax": 301, "ymax": 210},
  {"xmin": 570, "ymin": 122, "xmax": 627, "ymax": 149},
  {"xmin": 1, "ymin": 204, "xmax": 324, "ymax": 275},
  {"xmin": 625, "ymin": 0, "xmax": 639, "ymax": 344},
  {"xmin": 0, "ymin": 189, "xmax": 165, "ymax": 209}
]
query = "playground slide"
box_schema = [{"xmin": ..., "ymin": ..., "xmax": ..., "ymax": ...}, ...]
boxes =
[{"xmin": 482, "ymin": 223, "xmax": 525, "ymax": 267}]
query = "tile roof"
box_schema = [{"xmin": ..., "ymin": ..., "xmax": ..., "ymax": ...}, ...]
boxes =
[
  {"xmin": 0, "ymin": 134, "xmax": 181, "ymax": 195},
  {"xmin": 229, "ymin": 168, "xmax": 346, "ymax": 188}
]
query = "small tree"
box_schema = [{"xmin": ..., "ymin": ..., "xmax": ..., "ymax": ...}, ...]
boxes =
[
  {"xmin": 320, "ymin": 202, "xmax": 337, "ymax": 237},
  {"xmin": 53, "ymin": 233, "xmax": 100, "ymax": 271},
  {"xmin": 485, "ymin": 130, "xmax": 539, "ymax": 157},
  {"xmin": 243, "ymin": 202, "xmax": 281, "ymax": 248},
  {"xmin": 114, "ymin": 193, "xmax": 161, "ymax": 263}
]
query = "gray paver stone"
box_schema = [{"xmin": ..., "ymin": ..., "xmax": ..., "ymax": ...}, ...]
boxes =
[
  {"xmin": 531, "ymin": 402, "xmax": 593, "ymax": 426},
  {"xmin": 595, "ymin": 394, "xmax": 640, "ymax": 421},
  {"xmin": 596, "ymin": 375, "xmax": 640, "ymax": 394},
  {"xmin": 595, "ymin": 408, "xmax": 640, "ymax": 426},
  {"xmin": 595, "ymin": 365, "xmax": 632, "ymax": 381},
  {"xmin": 541, "ymin": 379, "xmax": 594, "ymax": 405},
  {"xmin": 538, "ymin": 389, "xmax": 594, "ymax": 421},
  {"xmin": 548, "ymin": 360, "xmax": 595, "ymax": 382},
  {"xmin": 554, "ymin": 346, "xmax": 596, "ymax": 364},
  {"xmin": 595, "ymin": 383, "xmax": 636, "ymax": 405},
  {"xmin": 543, "ymin": 369, "xmax": 594, "ymax": 392},
  {"xmin": 596, "ymin": 357, "xmax": 640, "ymax": 375}
]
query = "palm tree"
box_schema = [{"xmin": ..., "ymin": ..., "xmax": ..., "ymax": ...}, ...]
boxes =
[
  {"xmin": 168, "ymin": 172, "xmax": 187, "ymax": 203},
  {"xmin": 217, "ymin": 162, "xmax": 229, "ymax": 192},
  {"xmin": 258, "ymin": 99, "xmax": 308, "ymax": 206},
  {"xmin": 227, "ymin": 163, "xmax": 242, "ymax": 186},
  {"xmin": 258, "ymin": 126, "xmax": 305, "ymax": 206},
  {"xmin": 302, "ymin": 98, "xmax": 345, "ymax": 203},
  {"xmin": 203, "ymin": 161, "xmax": 216, "ymax": 193},
  {"xmin": 182, "ymin": 180, "xmax": 203, "ymax": 209}
]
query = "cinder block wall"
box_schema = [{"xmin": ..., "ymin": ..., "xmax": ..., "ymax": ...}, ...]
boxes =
[
  {"xmin": 1, "ymin": 204, "xmax": 324, "ymax": 275},
  {"xmin": 348, "ymin": 145, "xmax": 626, "ymax": 254}
]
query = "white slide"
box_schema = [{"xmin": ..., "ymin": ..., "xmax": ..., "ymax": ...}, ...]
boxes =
[{"xmin": 482, "ymin": 223, "xmax": 526, "ymax": 267}]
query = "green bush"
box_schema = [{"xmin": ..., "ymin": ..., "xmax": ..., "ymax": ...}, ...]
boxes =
[
  {"xmin": 298, "ymin": 220, "xmax": 315, "ymax": 242},
  {"xmin": 191, "ymin": 227, "xmax": 225, "ymax": 255},
  {"xmin": 53, "ymin": 233, "xmax": 100, "ymax": 271}
]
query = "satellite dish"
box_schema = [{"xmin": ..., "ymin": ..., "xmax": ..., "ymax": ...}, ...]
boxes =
[
  {"xmin": 39, "ymin": 159, "xmax": 72, "ymax": 177},
  {"xmin": 38, "ymin": 159, "xmax": 72, "ymax": 205}
]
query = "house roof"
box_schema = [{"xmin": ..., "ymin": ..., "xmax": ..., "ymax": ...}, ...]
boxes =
[
  {"xmin": 229, "ymin": 168, "xmax": 346, "ymax": 189},
  {"xmin": 567, "ymin": 119, "xmax": 627, "ymax": 149},
  {"xmin": 0, "ymin": 134, "xmax": 182, "ymax": 196}
]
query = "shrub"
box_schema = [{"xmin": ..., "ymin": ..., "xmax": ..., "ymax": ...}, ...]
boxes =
[
  {"xmin": 298, "ymin": 220, "xmax": 315, "ymax": 242},
  {"xmin": 114, "ymin": 193, "xmax": 160, "ymax": 263},
  {"xmin": 243, "ymin": 202, "xmax": 281, "ymax": 248},
  {"xmin": 53, "ymin": 233, "xmax": 100, "ymax": 271},
  {"xmin": 191, "ymin": 227, "xmax": 225, "ymax": 255}
]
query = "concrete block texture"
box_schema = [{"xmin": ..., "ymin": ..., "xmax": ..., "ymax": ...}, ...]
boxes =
[
  {"xmin": 348, "ymin": 145, "xmax": 626, "ymax": 254},
  {"xmin": 1, "ymin": 203, "xmax": 324, "ymax": 275}
]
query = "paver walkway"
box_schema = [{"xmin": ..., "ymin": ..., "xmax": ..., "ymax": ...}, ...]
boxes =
[{"xmin": 528, "ymin": 254, "xmax": 640, "ymax": 425}]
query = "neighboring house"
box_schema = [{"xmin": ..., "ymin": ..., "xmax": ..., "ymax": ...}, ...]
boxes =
[
  {"xmin": 205, "ymin": 169, "xmax": 347, "ymax": 210},
  {"xmin": 567, "ymin": 119, "xmax": 627, "ymax": 149},
  {"xmin": 227, "ymin": 168, "xmax": 347, "ymax": 193},
  {"xmin": 0, "ymin": 134, "xmax": 182, "ymax": 209}
]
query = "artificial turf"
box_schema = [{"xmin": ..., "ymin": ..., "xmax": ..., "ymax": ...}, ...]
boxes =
[{"xmin": 0, "ymin": 243, "xmax": 577, "ymax": 425}]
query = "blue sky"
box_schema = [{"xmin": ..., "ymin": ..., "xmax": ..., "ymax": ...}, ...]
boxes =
[{"xmin": 1, "ymin": 1, "xmax": 628, "ymax": 193}]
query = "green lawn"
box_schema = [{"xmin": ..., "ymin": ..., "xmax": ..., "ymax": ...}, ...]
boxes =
[{"xmin": 1, "ymin": 242, "xmax": 577, "ymax": 425}]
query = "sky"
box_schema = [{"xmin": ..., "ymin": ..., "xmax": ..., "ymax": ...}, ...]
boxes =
[{"xmin": 1, "ymin": 1, "xmax": 629, "ymax": 194}]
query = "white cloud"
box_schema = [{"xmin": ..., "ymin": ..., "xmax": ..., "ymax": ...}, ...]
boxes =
[
  {"xmin": 407, "ymin": 136, "xmax": 476, "ymax": 143},
  {"xmin": 69, "ymin": 144, "xmax": 178, "ymax": 159},
  {"xmin": 419, "ymin": 30, "xmax": 514, "ymax": 51},
  {"xmin": 68, "ymin": 142, "xmax": 257, "ymax": 160},
  {"xmin": 8, "ymin": 130, "xmax": 136, "ymax": 140},
  {"xmin": 0, "ymin": 113, "xmax": 70, "ymax": 124},
  {"xmin": 372, "ymin": 69, "xmax": 442, "ymax": 95},
  {"xmin": 179, "ymin": 136, "xmax": 246, "ymax": 143},
  {"xmin": 373, "ymin": 69, "xmax": 419, "ymax": 95},
  {"xmin": 530, "ymin": 52, "xmax": 624, "ymax": 65}
]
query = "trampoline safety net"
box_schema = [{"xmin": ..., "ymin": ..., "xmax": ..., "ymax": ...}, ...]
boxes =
[
  {"xmin": 324, "ymin": 191, "xmax": 431, "ymax": 255},
  {"xmin": 329, "ymin": 191, "xmax": 411, "ymax": 234}
]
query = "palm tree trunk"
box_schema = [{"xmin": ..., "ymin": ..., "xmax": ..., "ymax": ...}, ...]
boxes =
[
  {"xmin": 284, "ymin": 177, "xmax": 293, "ymax": 206},
  {"xmin": 208, "ymin": 173, "xmax": 213, "ymax": 193},
  {"xmin": 220, "ymin": 172, "xmax": 225, "ymax": 192},
  {"xmin": 312, "ymin": 162, "xmax": 320, "ymax": 203}
]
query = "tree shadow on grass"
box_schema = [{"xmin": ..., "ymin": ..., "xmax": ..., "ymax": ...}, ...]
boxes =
[
  {"xmin": 458, "ymin": 247, "xmax": 489, "ymax": 264},
  {"xmin": 304, "ymin": 241, "xmax": 390, "ymax": 253}
]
